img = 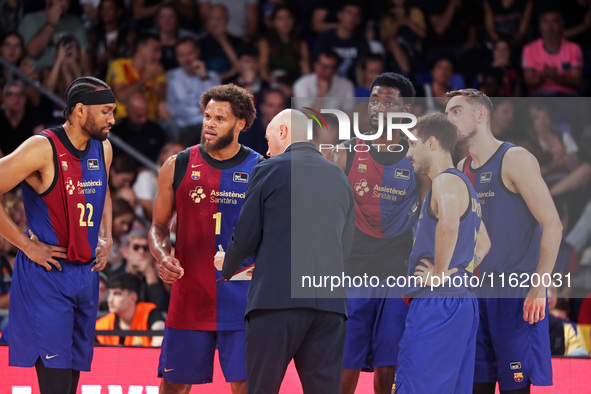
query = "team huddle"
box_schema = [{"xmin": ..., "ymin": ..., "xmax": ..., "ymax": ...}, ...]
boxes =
[{"xmin": 1, "ymin": 74, "xmax": 560, "ymax": 394}]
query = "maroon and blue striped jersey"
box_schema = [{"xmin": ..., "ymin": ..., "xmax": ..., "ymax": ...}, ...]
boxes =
[
  {"xmin": 21, "ymin": 127, "xmax": 108, "ymax": 263},
  {"xmin": 167, "ymin": 145, "xmax": 262, "ymax": 331}
]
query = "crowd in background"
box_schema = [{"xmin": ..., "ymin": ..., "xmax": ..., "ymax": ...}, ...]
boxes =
[{"xmin": 0, "ymin": 0, "xmax": 591, "ymax": 352}]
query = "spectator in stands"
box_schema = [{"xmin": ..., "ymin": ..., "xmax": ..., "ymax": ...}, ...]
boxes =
[
  {"xmin": 477, "ymin": 39, "xmax": 520, "ymax": 97},
  {"xmin": 109, "ymin": 154, "xmax": 138, "ymax": 195},
  {"xmin": 354, "ymin": 54, "xmax": 384, "ymax": 97},
  {"xmin": 258, "ymin": 6, "xmax": 311, "ymax": 97},
  {"xmin": 110, "ymin": 232, "xmax": 170, "ymax": 311},
  {"xmin": 380, "ymin": 0, "xmax": 425, "ymax": 73},
  {"xmin": 89, "ymin": 0, "xmax": 132, "ymax": 80},
  {"xmin": 111, "ymin": 92, "xmax": 167, "ymax": 163},
  {"xmin": 106, "ymin": 33, "xmax": 170, "ymax": 122},
  {"xmin": 421, "ymin": 0, "xmax": 478, "ymax": 69},
  {"xmin": 4, "ymin": 191, "xmax": 26, "ymax": 232},
  {"xmin": 198, "ymin": 4, "xmax": 243, "ymax": 82},
  {"xmin": 18, "ymin": 0, "xmax": 91, "ymax": 74},
  {"xmin": 148, "ymin": 5, "xmax": 199, "ymax": 71},
  {"xmin": 43, "ymin": 35, "xmax": 83, "ymax": 98},
  {"xmin": 522, "ymin": 9, "xmax": 584, "ymax": 96},
  {"xmin": 108, "ymin": 198, "xmax": 136, "ymax": 274},
  {"xmin": 115, "ymin": 186, "xmax": 145, "ymax": 227},
  {"xmin": 239, "ymin": 88, "xmax": 286, "ymax": 156},
  {"xmin": 131, "ymin": 0, "xmax": 195, "ymax": 32},
  {"xmin": 314, "ymin": 1, "xmax": 371, "ymax": 82},
  {"xmin": 0, "ymin": 0, "xmax": 23, "ymax": 37},
  {"xmin": 416, "ymin": 57, "xmax": 457, "ymax": 115},
  {"xmin": 483, "ymin": 0, "xmax": 533, "ymax": 48},
  {"xmin": 490, "ymin": 98, "xmax": 517, "ymax": 140},
  {"xmin": 166, "ymin": 37, "xmax": 221, "ymax": 147},
  {"xmin": 310, "ymin": 0, "xmax": 344, "ymax": 34},
  {"xmin": 96, "ymin": 273, "xmax": 165, "ymax": 346},
  {"xmin": 565, "ymin": 193, "xmax": 591, "ymax": 255},
  {"xmin": 230, "ymin": 46, "xmax": 270, "ymax": 106},
  {"xmin": 198, "ymin": 0, "xmax": 259, "ymax": 42},
  {"xmin": 0, "ymin": 81, "xmax": 43, "ymax": 157},
  {"xmin": 293, "ymin": 50, "xmax": 354, "ymax": 108},
  {"xmin": 133, "ymin": 142, "xmax": 184, "ymax": 222},
  {"xmin": 526, "ymin": 103, "xmax": 581, "ymax": 186},
  {"xmin": 0, "ymin": 33, "xmax": 40, "ymax": 106}
]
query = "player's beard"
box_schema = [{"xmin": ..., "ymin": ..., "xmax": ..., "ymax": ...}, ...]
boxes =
[
  {"xmin": 413, "ymin": 156, "xmax": 431, "ymax": 176},
  {"xmin": 82, "ymin": 114, "xmax": 108, "ymax": 141},
  {"xmin": 201, "ymin": 124, "xmax": 236, "ymax": 153},
  {"xmin": 456, "ymin": 126, "xmax": 477, "ymax": 147}
]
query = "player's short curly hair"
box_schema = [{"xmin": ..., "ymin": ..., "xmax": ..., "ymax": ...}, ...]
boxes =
[
  {"xmin": 370, "ymin": 73, "xmax": 416, "ymax": 106},
  {"xmin": 200, "ymin": 84, "xmax": 256, "ymax": 131}
]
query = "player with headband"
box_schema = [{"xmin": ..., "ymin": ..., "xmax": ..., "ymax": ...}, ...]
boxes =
[{"xmin": 5, "ymin": 76, "xmax": 115, "ymax": 394}]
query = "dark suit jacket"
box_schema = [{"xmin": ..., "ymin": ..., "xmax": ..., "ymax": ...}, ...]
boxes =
[{"xmin": 223, "ymin": 141, "xmax": 355, "ymax": 317}]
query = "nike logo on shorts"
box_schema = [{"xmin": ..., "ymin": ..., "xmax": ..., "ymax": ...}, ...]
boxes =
[
  {"xmin": 45, "ymin": 354, "xmax": 59, "ymax": 359},
  {"xmin": 164, "ymin": 368, "xmax": 174, "ymax": 372}
]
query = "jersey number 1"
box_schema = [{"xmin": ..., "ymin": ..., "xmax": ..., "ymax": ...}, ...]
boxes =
[
  {"xmin": 213, "ymin": 212, "xmax": 222, "ymax": 235},
  {"xmin": 77, "ymin": 203, "xmax": 94, "ymax": 227}
]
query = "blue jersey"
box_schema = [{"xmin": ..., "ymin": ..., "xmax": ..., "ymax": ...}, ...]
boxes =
[
  {"xmin": 407, "ymin": 169, "xmax": 481, "ymax": 297},
  {"xmin": 21, "ymin": 127, "xmax": 108, "ymax": 263},
  {"xmin": 462, "ymin": 143, "xmax": 541, "ymax": 274},
  {"xmin": 169, "ymin": 145, "xmax": 262, "ymax": 331}
]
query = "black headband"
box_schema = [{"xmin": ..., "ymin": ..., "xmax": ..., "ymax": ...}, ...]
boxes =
[{"xmin": 67, "ymin": 89, "xmax": 115, "ymax": 107}]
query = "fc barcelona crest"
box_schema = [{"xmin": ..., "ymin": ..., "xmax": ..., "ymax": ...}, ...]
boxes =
[
  {"xmin": 358, "ymin": 164, "xmax": 367, "ymax": 173},
  {"xmin": 191, "ymin": 171, "xmax": 201, "ymax": 181},
  {"xmin": 62, "ymin": 161, "xmax": 68, "ymax": 171},
  {"xmin": 514, "ymin": 372, "xmax": 524, "ymax": 383}
]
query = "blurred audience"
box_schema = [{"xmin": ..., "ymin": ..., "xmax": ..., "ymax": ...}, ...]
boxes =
[
  {"xmin": 0, "ymin": 32, "xmax": 40, "ymax": 106},
  {"xmin": 88, "ymin": 0, "xmax": 132, "ymax": 80},
  {"xmin": 198, "ymin": 0, "xmax": 259, "ymax": 42},
  {"xmin": 198, "ymin": 4, "xmax": 242, "ymax": 81},
  {"xmin": 314, "ymin": 1, "xmax": 371, "ymax": 81},
  {"xmin": 239, "ymin": 88, "xmax": 286, "ymax": 156},
  {"xmin": 133, "ymin": 142, "xmax": 184, "ymax": 222},
  {"xmin": 522, "ymin": 8, "xmax": 583, "ymax": 96},
  {"xmin": 95, "ymin": 273, "xmax": 165, "ymax": 347},
  {"xmin": 18, "ymin": 0, "xmax": 91, "ymax": 74},
  {"xmin": 166, "ymin": 37, "xmax": 220, "ymax": 147},
  {"xmin": 258, "ymin": 5, "xmax": 310, "ymax": 97},
  {"xmin": 111, "ymin": 92, "xmax": 167, "ymax": 163},
  {"xmin": 0, "ymin": 81, "xmax": 43, "ymax": 157},
  {"xmin": 483, "ymin": 0, "xmax": 533, "ymax": 48},
  {"xmin": 106, "ymin": 33, "xmax": 169, "ymax": 121},
  {"xmin": 293, "ymin": 50, "xmax": 354, "ymax": 109},
  {"xmin": 380, "ymin": 0, "xmax": 424, "ymax": 73},
  {"xmin": 0, "ymin": 0, "xmax": 23, "ymax": 37}
]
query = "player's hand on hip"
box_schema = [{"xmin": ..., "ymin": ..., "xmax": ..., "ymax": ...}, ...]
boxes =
[
  {"xmin": 25, "ymin": 229, "xmax": 67, "ymax": 271},
  {"xmin": 523, "ymin": 287, "xmax": 546, "ymax": 324},
  {"xmin": 93, "ymin": 237, "xmax": 112, "ymax": 272},
  {"xmin": 214, "ymin": 245, "xmax": 225, "ymax": 271},
  {"xmin": 157, "ymin": 256, "xmax": 184, "ymax": 283}
]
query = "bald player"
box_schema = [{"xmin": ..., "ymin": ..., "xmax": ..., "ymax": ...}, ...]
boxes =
[{"xmin": 216, "ymin": 109, "xmax": 355, "ymax": 393}]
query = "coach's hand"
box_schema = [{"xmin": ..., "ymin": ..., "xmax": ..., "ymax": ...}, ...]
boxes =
[
  {"xmin": 93, "ymin": 236, "xmax": 112, "ymax": 272},
  {"xmin": 523, "ymin": 287, "xmax": 546, "ymax": 324},
  {"xmin": 158, "ymin": 256, "xmax": 184, "ymax": 284},
  {"xmin": 26, "ymin": 229, "xmax": 67, "ymax": 271},
  {"xmin": 214, "ymin": 245, "xmax": 225, "ymax": 271}
]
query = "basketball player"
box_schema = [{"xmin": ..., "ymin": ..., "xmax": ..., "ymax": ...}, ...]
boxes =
[
  {"xmin": 5, "ymin": 76, "xmax": 114, "ymax": 394},
  {"xmin": 327, "ymin": 72, "xmax": 429, "ymax": 394},
  {"xmin": 395, "ymin": 113, "xmax": 490, "ymax": 393},
  {"xmin": 445, "ymin": 89, "xmax": 562, "ymax": 393},
  {"xmin": 149, "ymin": 84, "xmax": 262, "ymax": 394}
]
